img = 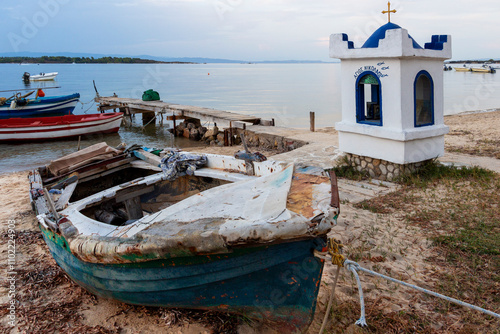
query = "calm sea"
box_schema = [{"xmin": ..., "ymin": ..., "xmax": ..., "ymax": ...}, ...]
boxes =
[{"xmin": 1, "ymin": 63, "xmax": 500, "ymax": 174}]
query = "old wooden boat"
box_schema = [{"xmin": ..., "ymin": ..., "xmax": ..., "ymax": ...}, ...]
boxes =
[
  {"xmin": 29, "ymin": 143, "xmax": 339, "ymax": 332},
  {"xmin": 0, "ymin": 112, "xmax": 123, "ymax": 142},
  {"xmin": 0, "ymin": 93, "xmax": 80, "ymax": 119}
]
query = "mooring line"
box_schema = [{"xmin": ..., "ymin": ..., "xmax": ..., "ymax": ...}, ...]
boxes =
[
  {"xmin": 316, "ymin": 239, "xmax": 499, "ymax": 333},
  {"xmin": 343, "ymin": 259, "xmax": 500, "ymax": 321}
]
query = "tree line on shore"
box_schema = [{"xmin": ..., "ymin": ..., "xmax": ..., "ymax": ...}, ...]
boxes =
[{"xmin": 0, "ymin": 56, "xmax": 194, "ymax": 64}]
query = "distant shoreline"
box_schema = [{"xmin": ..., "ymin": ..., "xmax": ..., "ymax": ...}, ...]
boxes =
[
  {"xmin": 0, "ymin": 56, "xmax": 195, "ymax": 65},
  {"xmin": 0, "ymin": 55, "xmax": 338, "ymax": 65},
  {"xmin": 446, "ymin": 59, "xmax": 499, "ymax": 64}
]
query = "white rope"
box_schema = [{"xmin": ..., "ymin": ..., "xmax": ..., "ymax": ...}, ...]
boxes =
[
  {"xmin": 345, "ymin": 261, "xmax": 367, "ymax": 327},
  {"xmin": 343, "ymin": 259, "xmax": 500, "ymax": 324}
]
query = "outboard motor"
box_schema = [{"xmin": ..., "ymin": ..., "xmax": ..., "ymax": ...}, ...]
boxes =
[{"xmin": 22, "ymin": 72, "xmax": 30, "ymax": 83}]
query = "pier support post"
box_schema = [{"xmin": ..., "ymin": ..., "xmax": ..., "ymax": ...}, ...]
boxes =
[
  {"xmin": 310, "ymin": 111, "xmax": 315, "ymax": 132},
  {"xmin": 142, "ymin": 112, "xmax": 156, "ymax": 126}
]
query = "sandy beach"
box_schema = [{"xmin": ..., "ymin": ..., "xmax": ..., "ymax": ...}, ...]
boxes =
[{"xmin": 1, "ymin": 110, "xmax": 499, "ymax": 333}]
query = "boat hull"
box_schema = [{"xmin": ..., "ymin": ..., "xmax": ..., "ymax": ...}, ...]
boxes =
[
  {"xmin": 471, "ymin": 68, "xmax": 495, "ymax": 73},
  {"xmin": 0, "ymin": 93, "xmax": 80, "ymax": 119},
  {"xmin": 0, "ymin": 112, "xmax": 122, "ymax": 142},
  {"xmin": 40, "ymin": 225, "xmax": 325, "ymax": 332},
  {"xmin": 29, "ymin": 72, "xmax": 58, "ymax": 81}
]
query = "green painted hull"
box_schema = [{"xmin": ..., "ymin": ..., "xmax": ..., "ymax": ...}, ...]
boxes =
[{"xmin": 41, "ymin": 226, "xmax": 326, "ymax": 332}]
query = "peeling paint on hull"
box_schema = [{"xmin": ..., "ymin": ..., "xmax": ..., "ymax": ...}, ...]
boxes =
[{"xmin": 41, "ymin": 226, "xmax": 326, "ymax": 333}]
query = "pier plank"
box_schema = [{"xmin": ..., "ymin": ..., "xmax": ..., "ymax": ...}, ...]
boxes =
[{"xmin": 96, "ymin": 96, "xmax": 269, "ymax": 127}]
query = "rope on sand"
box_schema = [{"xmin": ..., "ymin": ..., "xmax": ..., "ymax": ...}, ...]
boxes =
[
  {"xmin": 315, "ymin": 238, "xmax": 499, "ymax": 332},
  {"xmin": 343, "ymin": 259, "xmax": 500, "ymax": 324}
]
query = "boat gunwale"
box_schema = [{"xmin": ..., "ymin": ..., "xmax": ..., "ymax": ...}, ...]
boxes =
[{"xmin": 33, "ymin": 149, "xmax": 336, "ymax": 265}]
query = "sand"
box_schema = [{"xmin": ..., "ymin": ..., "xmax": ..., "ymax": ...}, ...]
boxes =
[{"xmin": 0, "ymin": 110, "xmax": 498, "ymax": 333}]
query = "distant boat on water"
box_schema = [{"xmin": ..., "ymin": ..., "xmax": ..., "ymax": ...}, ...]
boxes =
[
  {"xmin": 454, "ymin": 64, "xmax": 496, "ymax": 73},
  {"xmin": 23, "ymin": 72, "xmax": 58, "ymax": 82},
  {"xmin": 470, "ymin": 65, "xmax": 496, "ymax": 73},
  {"xmin": 454, "ymin": 65, "xmax": 470, "ymax": 72}
]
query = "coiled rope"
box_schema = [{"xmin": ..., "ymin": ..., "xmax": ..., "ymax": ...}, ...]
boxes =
[{"xmin": 316, "ymin": 238, "xmax": 500, "ymax": 333}]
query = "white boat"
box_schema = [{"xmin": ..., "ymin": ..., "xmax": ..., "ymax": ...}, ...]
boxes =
[{"xmin": 23, "ymin": 72, "xmax": 58, "ymax": 81}]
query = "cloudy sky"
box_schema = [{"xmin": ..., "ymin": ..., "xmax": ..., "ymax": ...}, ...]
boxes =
[{"xmin": 1, "ymin": 0, "xmax": 498, "ymax": 61}]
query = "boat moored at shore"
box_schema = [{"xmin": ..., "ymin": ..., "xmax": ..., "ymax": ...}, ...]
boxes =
[
  {"xmin": 0, "ymin": 112, "xmax": 123, "ymax": 142},
  {"xmin": 29, "ymin": 144, "xmax": 340, "ymax": 332},
  {"xmin": 0, "ymin": 92, "xmax": 80, "ymax": 119}
]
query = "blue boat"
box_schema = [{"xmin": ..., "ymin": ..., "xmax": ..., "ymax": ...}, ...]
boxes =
[
  {"xmin": 30, "ymin": 144, "xmax": 339, "ymax": 332},
  {"xmin": 0, "ymin": 93, "xmax": 80, "ymax": 119}
]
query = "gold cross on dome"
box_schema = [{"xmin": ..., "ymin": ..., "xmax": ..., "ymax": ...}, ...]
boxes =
[{"xmin": 382, "ymin": 1, "xmax": 396, "ymax": 22}]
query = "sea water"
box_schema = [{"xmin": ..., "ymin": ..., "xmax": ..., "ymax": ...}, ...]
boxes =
[{"xmin": 1, "ymin": 63, "xmax": 500, "ymax": 174}]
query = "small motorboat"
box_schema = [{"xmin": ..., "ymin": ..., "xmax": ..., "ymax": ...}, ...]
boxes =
[
  {"xmin": 454, "ymin": 65, "xmax": 471, "ymax": 72},
  {"xmin": 29, "ymin": 143, "xmax": 340, "ymax": 332},
  {"xmin": 470, "ymin": 65, "xmax": 496, "ymax": 73},
  {"xmin": 23, "ymin": 72, "xmax": 58, "ymax": 82},
  {"xmin": 0, "ymin": 112, "xmax": 123, "ymax": 142},
  {"xmin": 0, "ymin": 91, "xmax": 80, "ymax": 119}
]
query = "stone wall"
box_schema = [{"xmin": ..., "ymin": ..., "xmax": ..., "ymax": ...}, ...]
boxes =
[
  {"xmin": 173, "ymin": 119, "xmax": 307, "ymax": 153},
  {"xmin": 344, "ymin": 153, "xmax": 430, "ymax": 181},
  {"xmin": 239, "ymin": 130, "xmax": 307, "ymax": 152}
]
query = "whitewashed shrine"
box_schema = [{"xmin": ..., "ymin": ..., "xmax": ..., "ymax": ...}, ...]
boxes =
[{"xmin": 330, "ymin": 4, "xmax": 451, "ymax": 180}]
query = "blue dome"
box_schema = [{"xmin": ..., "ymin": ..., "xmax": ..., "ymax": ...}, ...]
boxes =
[{"xmin": 362, "ymin": 22, "xmax": 422, "ymax": 49}]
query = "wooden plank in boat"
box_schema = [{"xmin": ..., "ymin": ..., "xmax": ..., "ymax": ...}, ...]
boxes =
[
  {"xmin": 55, "ymin": 181, "xmax": 78, "ymax": 211},
  {"xmin": 78, "ymin": 164, "xmax": 131, "ymax": 183},
  {"xmin": 130, "ymin": 160, "xmax": 162, "ymax": 171},
  {"xmin": 43, "ymin": 154, "xmax": 129, "ymax": 185},
  {"xmin": 123, "ymin": 196, "xmax": 143, "ymax": 220},
  {"xmin": 132, "ymin": 149, "xmax": 161, "ymax": 167},
  {"xmin": 77, "ymin": 157, "xmax": 136, "ymax": 182},
  {"xmin": 115, "ymin": 185, "xmax": 154, "ymax": 203}
]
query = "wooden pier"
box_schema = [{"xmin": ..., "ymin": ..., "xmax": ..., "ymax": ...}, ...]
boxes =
[{"xmin": 95, "ymin": 96, "xmax": 275, "ymax": 130}]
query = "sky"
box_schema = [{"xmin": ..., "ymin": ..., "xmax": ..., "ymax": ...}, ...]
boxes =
[{"xmin": 0, "ymin": 0, "xmax": 499, "ymax": 61}]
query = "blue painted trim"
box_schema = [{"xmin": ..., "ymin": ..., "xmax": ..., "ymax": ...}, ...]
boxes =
[
  {"xmin": 355, "ymin": 71, "xmax": 383, "ymax": 126},
  {"xmin": 362, "ymin": 22, "xmax": 422, "ymax": 49},
  {"xmin": 413, "ymin": 70, "xmax": 434, "ymax": 127},
  {"xmin": 424, "ymin": 35, "xmax": 448, "ymax": 50},
  {"xmin": 342, "ymin": 33, "xmax": 354, "ymax": 49}
]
